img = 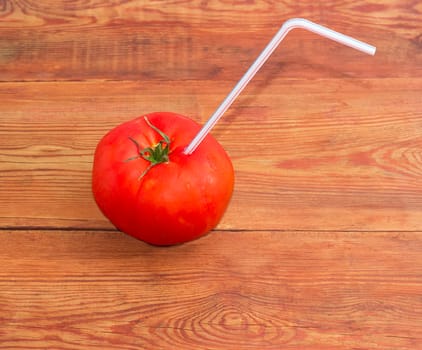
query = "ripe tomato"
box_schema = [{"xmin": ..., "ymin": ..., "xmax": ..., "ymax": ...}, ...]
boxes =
[{"xmin": 92, "ymin": 112, "xmax": 234, "ymax": 245}]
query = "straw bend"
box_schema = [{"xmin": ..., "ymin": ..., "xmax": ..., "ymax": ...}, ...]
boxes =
[
  {"xmin": 281, "ymin": 18, "xmax": 376, "ymax": 55},
  {"xmin": 183, "ymin": 18, "xmax": 376, "ymax": 155}
]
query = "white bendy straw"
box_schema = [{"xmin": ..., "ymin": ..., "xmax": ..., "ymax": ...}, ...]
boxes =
[{"xmin": 183, "ymin": 18, "xmax": 376, "ymax": 155}]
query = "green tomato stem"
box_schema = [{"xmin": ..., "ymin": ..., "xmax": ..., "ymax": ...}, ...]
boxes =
[{"xmin": 126, "ymin": 116, "xmax": 171, "ymax": 179}]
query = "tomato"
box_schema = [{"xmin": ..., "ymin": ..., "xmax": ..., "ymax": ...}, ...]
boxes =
[{"xmin": 92, "ymin": 112, "xmax": 234, "ymax": 246}]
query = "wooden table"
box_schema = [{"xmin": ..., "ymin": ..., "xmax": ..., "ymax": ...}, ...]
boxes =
[{"xmin": 1, "ymin": 1, "xmax": 421, "ymax": 349}]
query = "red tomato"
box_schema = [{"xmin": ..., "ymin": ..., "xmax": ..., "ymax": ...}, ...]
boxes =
[{"xmin": 92, "ymin": 112, "xmax": 234, "ymax": 245}]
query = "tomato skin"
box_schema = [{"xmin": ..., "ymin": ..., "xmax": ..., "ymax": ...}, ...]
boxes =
[{"xmin": 92, "ymin": 112, "xmax": 234, "ymax": 245}]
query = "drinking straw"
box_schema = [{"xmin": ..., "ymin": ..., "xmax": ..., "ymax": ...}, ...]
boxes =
[{"xmin": 183, "ymin": 18, "xmax": 376, "ymax": 155}]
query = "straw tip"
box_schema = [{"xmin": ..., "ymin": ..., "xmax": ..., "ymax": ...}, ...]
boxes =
[{"xmin": 370, "ymin": 46, "xmax": 377, "ymax": 56}]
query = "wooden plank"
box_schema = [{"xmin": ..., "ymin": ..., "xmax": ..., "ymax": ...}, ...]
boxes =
[
  {"xmin": 1, "ymin": 2, "xmax": 421, "ymax": 350},
  {"xmin": 1, "ymin": 78, "xmax": 422, "ymax": 230},
  {"xmin": 0, "ymin": 0, "xmax": 420, "ymax": 82},
  {"xmin": 0, "ymin": 230, "xmax": 421, "ymax": 349}
]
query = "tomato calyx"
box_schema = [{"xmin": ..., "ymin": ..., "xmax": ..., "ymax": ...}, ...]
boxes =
[{"xmin": 126, "ymin": 116, "xmax": 171, "ymax": 179}]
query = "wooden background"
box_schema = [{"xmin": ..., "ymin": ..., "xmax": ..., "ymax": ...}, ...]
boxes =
[{"xmin": 1, "ymin": 0, "xmax": 421, "ymax": 349}]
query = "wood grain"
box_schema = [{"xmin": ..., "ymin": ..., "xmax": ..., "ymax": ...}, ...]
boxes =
[
  {"xmin": 0, "ymin": 0, "xmax": 420, "ymax": 82},
  {"xmin": 1, "ymin": 230, "xmax": 421, "ymax": 349},
  {"xmin": 1, "ymin": 78, "xmax": 422, "ymax": 230},
  {"xmin": 1, "ymin": 1, "xmax": 422, "ymax": 349}
]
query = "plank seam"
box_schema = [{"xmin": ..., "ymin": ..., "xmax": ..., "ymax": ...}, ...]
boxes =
[{"xmin": 1, "ymin": 227, "xmax": 422, "ymax": 233}]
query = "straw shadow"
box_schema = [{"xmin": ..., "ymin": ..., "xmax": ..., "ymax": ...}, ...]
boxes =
[
  {"xmin": 210, "ymin": 61, "xmax": 286, "ymax": 140},
  {"xmin": 211, "ymin": 57, "xmax": 373, "ymax": 141}
]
